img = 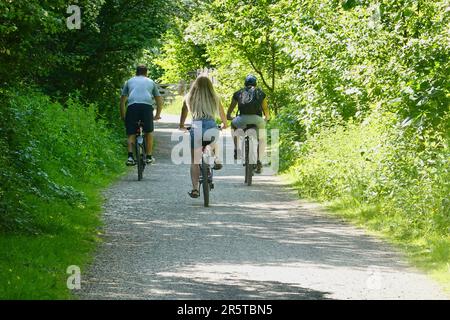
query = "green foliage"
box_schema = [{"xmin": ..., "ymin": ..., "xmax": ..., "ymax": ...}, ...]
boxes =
[
  {"xmin": 0, "ymin": 0, "xmax": 104, "ymax": 83},
  {"xmin": 289, "ymin": 111, "xmax": 449, "ymax": 263},
  {"xmin": 0, "ymin": 88, "xmax": 124, "ymax": 233},
  {"xmin": 183, "ymin": 0, "xmax": 291, "ymax": 110},
  {"xmin": 1, "ymin": 0, "xmax": 448, "ymax": 295},
  {"xmin": 274, "ymin": 0, "xmax": 449, "ymax": 132},
  {"xmin": 155, "ymin": 19, "xmax": 210, "ymax": 83},
  {"xmin": 266, "ymin": 0, "xmax": 450, "ymax": 272},
  {"xmin": 0, "ymin": 184, "xmax": 106, "ymax": 299},
  {"xmin": 0, "ymin": 0, "xmax": 173, "ymax": 118},
  {"xmin": 163, "ymin": 0, "xmax": 450, "ymax": 274},
  {"xmin": 0, "ymin": 87, "xmax": 126, "ymax": 298},
  {"xmin": 0, "ymin": 0, "xmax": 178, "ymax": 299}
]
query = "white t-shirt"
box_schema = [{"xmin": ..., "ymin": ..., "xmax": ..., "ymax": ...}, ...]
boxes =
[{"xmin": 121, "ymin": 76, "xmax": 161, "ymax": 106}]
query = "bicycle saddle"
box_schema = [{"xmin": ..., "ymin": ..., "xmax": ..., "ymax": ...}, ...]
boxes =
[{"xmin": 243, "ymin": 124, "xmax": 257, "ymax": 131}]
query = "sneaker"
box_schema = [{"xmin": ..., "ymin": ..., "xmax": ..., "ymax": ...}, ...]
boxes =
[
  {"xmin": 145, "ymin": 155, "xmax": 155, "ymax": 165},
  {"xmin": 255, "ymin": 160, "xmax": 262, "ymax": 174},
  {"xmin": 126, "ymin": 157, "xmax": 136, "ymax": 166}
]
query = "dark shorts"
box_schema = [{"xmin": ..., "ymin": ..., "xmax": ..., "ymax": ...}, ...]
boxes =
[{"xmin": 125, "ymin": 103, "xmax": 154, "ymax": 135}]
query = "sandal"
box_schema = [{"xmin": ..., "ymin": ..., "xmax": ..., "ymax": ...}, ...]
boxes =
[{"xmin": 188, "ymin": 189, "xmax": 200, "ymax": 198}]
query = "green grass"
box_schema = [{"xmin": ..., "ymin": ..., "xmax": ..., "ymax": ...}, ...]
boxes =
[
  {"xmin": 283, "ymin": 174, "xmax": 450, "ymax": 295},
  {"xmin": 162, "ymin": 95, "xmax": 184, "ymax": 116},
  {"xmin": 0, "ymin": 88, "xmax": 129, "ymax": 299},
  {"xmin": 0, "ymin": 172, "xmax": 126, "ymax": 299},
  {"xmin": 327, "ymin": 198, "xmax": 450, "ymax": 294},
  {"xmin": 280, "ymin": 112, "xmax": 450, "ymax": 296}
]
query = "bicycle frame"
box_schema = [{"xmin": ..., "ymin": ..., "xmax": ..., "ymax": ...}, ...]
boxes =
[
  {"xmin": 235, "ymin": 126, "xmax": 258, "ymax": 185},
  {"xmin": 235, "ymin": 127, "xmax": 258, "ymax": 163},
  {"xmin": 199, "ymin": 144, "xmax": 214, "ymax": 182},
  {"xmin": 186, "ymin": 126, "xmax": 220, "ymax": 206},
  {"xmin": 242, "ymin": 131, "xmax": 258, "ymax": 165},
  {"xmin": 199, "ymin": 144, "xmax": 215, "ymax": 206}
]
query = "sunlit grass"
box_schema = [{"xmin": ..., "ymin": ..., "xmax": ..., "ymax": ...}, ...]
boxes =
[
  {"xmin": 306, "ymin": 195, "xmax": 450, "ymax": 294},
  {"xmin": 0, "ymin": 89, "xmax": 128, "ymax": 299},
  {"xmin": 0, "ymin": 173, "xmax": 126, "ymax": 299},
  {"xmin": 162, "ymin": 95, "xmax": 184, "ymax": 116}
]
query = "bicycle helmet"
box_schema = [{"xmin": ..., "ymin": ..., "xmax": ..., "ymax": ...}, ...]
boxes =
[{"xmin": 244, "ymin": 74, "xmax": 257, "ymax": 86}]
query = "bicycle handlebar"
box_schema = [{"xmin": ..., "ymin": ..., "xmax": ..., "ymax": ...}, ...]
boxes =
[{"xmin": 184, "ymin": 125, "xmax": 223, "ymax": 131}]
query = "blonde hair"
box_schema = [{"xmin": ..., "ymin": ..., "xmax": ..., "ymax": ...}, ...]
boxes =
[{"xmin": 185, "ymin": 75, "xmax": 220, "ymax": 119}]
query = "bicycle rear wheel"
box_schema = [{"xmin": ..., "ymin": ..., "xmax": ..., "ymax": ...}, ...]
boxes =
[
  {"xmin": 245, "ymin": 137, "xmax": 253, "ymax": 186},
  {"xmin": 202, "ymin": 162, "xmax": 210, "ymax": 207},
  {"xmin": 136, "ymin": 142, "xmax": 143, "ymax": 181}
]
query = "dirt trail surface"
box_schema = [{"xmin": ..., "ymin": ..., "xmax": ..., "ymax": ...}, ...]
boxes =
[{"xmin": 79, "ymin": 117, "xmax": 448, "ymax": 300}]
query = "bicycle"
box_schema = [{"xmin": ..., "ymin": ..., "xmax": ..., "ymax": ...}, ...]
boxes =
[
  {"xmin": 134, "ymin": 120, "xmax": 147, "ymax": 181},
  {"xmin": 187, "ymin": 126, "xmax": 220, "ymax": 207},
  {"xmin": 236, "ymin": 124, "xmax": 258, "ymax": 186},
  {"xmin": 199, "ymin": 140, "xmax": 215, "ymax": 207}
]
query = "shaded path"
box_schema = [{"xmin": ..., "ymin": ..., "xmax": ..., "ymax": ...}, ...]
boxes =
[{"xmin": 79, "ymin": 118, "xmax": 448, "ymax": 300}]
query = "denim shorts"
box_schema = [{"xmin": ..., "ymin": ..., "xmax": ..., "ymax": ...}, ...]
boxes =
[{"xmin": 190, "ymin": 119, "xmax": 219, "ymax": 149}]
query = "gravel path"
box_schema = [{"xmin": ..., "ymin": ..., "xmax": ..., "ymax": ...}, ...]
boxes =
[{"xmin": 79, "ymin": 117, "xmax": 448, "ymax": 300}]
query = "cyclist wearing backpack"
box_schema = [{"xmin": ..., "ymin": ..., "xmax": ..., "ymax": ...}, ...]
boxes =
[{"xmin": 226, "ymin": 75, "xmax": 270, "ymax": 173}]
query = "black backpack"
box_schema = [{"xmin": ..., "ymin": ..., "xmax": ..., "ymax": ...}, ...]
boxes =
[{"xmin": 238, "ymin": 87, "xmax": 263, "ymax": 115}]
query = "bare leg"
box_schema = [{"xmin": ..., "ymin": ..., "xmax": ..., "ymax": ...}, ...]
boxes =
[
  {"xmin": 190, "ymin": 164, "xmax": 200, "ymax": 191},
  {"xmin": 212, "ymin": 142, "xmax": 222, "ymax": 164},
  {"xmin": 258, "ymin": 129, "xmax": 267, "ymax": 163},
  {"xmin": 127, "ymin": 135, "xmax": 136, "ymax": 154},
  {"xmin": 231, "ymin": 126, "xmax": 238, "ymax": 156},
  {"xmin": 190, "ymin": 147, "xmax": 202, "ymax": 190},
  {"xmin": 145, "ymin": 132, "xmax": 153, "ymax": 156}
]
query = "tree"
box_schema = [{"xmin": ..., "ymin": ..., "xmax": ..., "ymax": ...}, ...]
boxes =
[
  {"xmin": 185, "ymin": 0, "xmax": 291, "ymax": 113},
  {"xmin": 155, "ymin": 18, "xmax": 210, "ymax": 83},
  {"xmin": 0, "ymin": 0, "xmax": 174, "ymax": 120}
]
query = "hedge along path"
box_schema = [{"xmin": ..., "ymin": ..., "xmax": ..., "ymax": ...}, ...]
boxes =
[{"xmin": 79, "ymin": 116, "xmax": 448, "ymax": 300}]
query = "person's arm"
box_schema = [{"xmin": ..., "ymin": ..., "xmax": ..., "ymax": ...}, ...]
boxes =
[
  {"xmin": 179, "ymin": 100, "xmax": 188, "ymax": 129},
  {"xmin": 227, "ymin": 98, "xmax": 237, "ymax": 120},
  {"xmin": 154, "ymin": 96, "xmax": 163, "ymax": 120},
  {"xmin": 262, "ymin": 97, "xmax": 270, "ymax": 121},
  {"xmin": 120, "ymin": 81, "xmax": 129, "ymax": 120},
  {"xmin": 219, "ymin": 102, "xmax": 228, "ymax": 129},
  {"xmin": 120, "ymin": 95, "xmax": 127, "ymax": 120},
  {"xmin": 152, "ymin": 81, "xmax": 163, "ymax": 120}
]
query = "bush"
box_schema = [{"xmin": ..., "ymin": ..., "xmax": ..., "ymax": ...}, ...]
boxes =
[
  {"xmin": 0, "ymin": 88, "xmax": 123, "ymax": 233},
  {"xmin": 289, "ymin": 110, "xmax": 449, "ymax": 251}
]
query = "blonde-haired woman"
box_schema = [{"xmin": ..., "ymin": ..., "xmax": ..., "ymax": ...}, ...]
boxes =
[{"xmin": 179, "ymin": 75, "xmax": 228, "ymax": 198}]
